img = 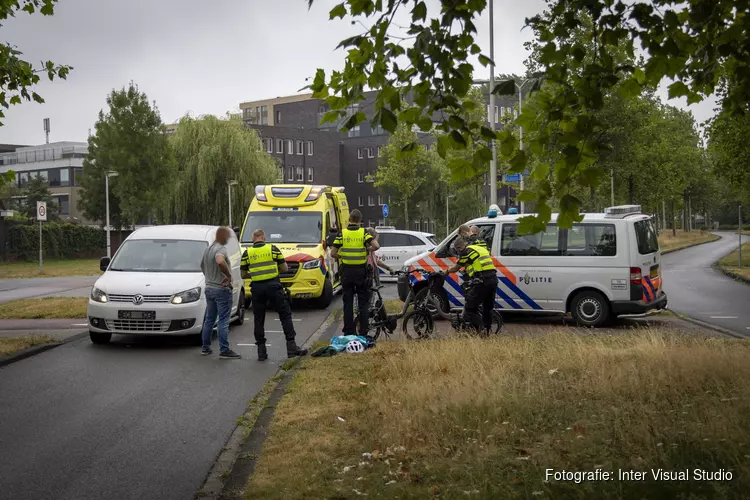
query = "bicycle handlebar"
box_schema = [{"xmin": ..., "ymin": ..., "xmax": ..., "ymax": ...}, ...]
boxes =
[{"xmin": 395, "ymin": 268, "xmax": 445, "ymax": 276}]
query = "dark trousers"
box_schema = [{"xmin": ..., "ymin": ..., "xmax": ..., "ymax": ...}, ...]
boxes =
[
  {"xmin": 463, "ymin": 274, "xmax": 498, "ymax": 333},
  {"xmin": 251, "ymin": 278, "xmax": 296, "ymax": 345},
  {"xmin": 342, "ymin": 266, "xmax": 369, "ymax": 335}
]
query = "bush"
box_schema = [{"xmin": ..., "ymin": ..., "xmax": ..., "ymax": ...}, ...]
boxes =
[
  {"xmin": 6, "ymin": 223, "xmax": 106, "ymax": 261},
  {"xmin": 717, "ymin": 224, "xmax": 750, "ymax": 231}
]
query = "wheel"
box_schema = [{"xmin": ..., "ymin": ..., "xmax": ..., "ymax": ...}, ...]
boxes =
[
  {"xmin": 402, "ymin": 310, "xmax": 434, "ymax": 340},
  {"xmin": 314, "ymin": 275, "xmax": 334, "ymax": 309},
  {"xmin": 232, "ymin": 291, "xmax": 246, "ymax": 325},
  {"xmin": 570, "ymin": 290, "xmax": 610, "ymax": 327},
  {"xmin": 489, "ymin": 310, "xmax": 504, "ymax": 335},
  {"xmin": 89, "ymin": 332, "xmax": 111, "ymax": 344},
  {"xmin": 415, "ymin": 288, "xmax": 449, "ymax": 318}
]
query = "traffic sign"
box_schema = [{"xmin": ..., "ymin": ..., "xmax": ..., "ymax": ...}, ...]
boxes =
[
  {"xmin": 504, "ymin": 173, "xmax": 521, "ymax": 183},
  {"xmin": 36, "ymin": 201, "xmax": 47, "ymax": 221},
  {"xmin": 382, "ymin": 203, "xmax": 389, "ymax": 218}
]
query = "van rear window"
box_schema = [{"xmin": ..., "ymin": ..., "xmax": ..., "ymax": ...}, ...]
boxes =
[{"xmin": 634, "ymin": 219, "xmax": 659, "ymax": 255}]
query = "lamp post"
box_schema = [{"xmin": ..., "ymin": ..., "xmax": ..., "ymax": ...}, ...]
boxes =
[
  {"xmin": 445, "ymin": 193, "xmax": 456, "ymax": 237},
  {"xmin": 105, "ymin": 171, "xmax": 118, "ymax": 259},
  {"xmin": 488, "ymin": 0, "xmax": 497, "ymax": 206},
  {"xmin": 228, "ymin": 180, "xmax": 238, "ymax": 228},
  {"xmin": 515, "ymin": 79, "xmax": 534, "ymax": 213}
]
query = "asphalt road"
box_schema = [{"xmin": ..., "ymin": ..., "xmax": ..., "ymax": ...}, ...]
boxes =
[
  {"xmin": 0, "ymin": 275, "xmax": 97, "ymax": 303},
  {"xmin": 661, "ymin": 232, "xmax": 750, "ymax": 336},
  {"xmin": 0, "ymin": 299, "xmax": 337, "ymax": 500}
]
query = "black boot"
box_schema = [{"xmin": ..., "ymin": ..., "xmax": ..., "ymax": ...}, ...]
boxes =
[
  {"xmin": 257, "ymin": 343, "xmax": 268, "ymax": 361},
  {"xmin": 286, "ymin": 340, "xmax": 308, "ymax": 358}
]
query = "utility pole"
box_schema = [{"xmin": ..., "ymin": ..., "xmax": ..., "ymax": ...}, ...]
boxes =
[
  {"xmin": 740, "ymin": 203, "xmax": 743, "ymax": 269},
  {"xmin": 488, "ymin": 0, "xmax": 497, "ymax": 207},
  {"xmin": 610, "ymin": 168, "xmax": 615, "ymax": 206},
  {"xmin": 517, "ymin": 80, "xmax": 525, "ymax": 213},
  {"xmin": 105, "ymin": 171, "xmax": 119, "ymax": 259},
  {"xmin": 228, "ymin": 180, "xmax": 238, "ymax": 228}
]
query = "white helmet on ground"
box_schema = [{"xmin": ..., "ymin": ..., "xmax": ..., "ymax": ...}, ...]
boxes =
[{"xmin": 345, "ymin": 340, "xmax": 365, "ymax": 353}]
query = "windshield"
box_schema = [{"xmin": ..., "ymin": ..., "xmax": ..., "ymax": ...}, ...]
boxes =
[
  {"xmin": 634, "ymin": 219, "xmax": 659, "ymax": 255},
  {"xmin": 109, "ymin": 239, "xmax": 208, "ymax": 272},
  {"xmin": 241, "ymin": 212, "xmax": 322, "ymax": 244}
]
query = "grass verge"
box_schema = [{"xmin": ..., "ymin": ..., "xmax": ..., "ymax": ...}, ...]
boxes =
[
  {"xmin": 716, "ymin": 242, "xmax": 750, "ymax": 283},
  {"xmin": 0, "ymin": 297, "xmax": 88, "ymax": 319},
  {"xmin": 246, "ymin": 329, "xmax": 750, "ymax": 499},
  {"xmin": 658, "ymin": 230, "xmax": 720, "ymax": 253},
  {"xmin": 0, "ymin": 335, "xmax": 57, "ymax": 357},
  {"xmin": 0, "ymin": 258, "xmax": 101, "ymax": 279}
]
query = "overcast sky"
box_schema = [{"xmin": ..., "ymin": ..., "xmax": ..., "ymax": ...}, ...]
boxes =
[{"xmin": 0, "ymin": 0, "xmax": 716, "ymax": 145}]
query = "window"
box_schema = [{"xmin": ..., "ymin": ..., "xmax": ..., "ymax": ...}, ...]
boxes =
[
  {"xmin": 56, "ymin": 195, "xmax": 70, "ymax": 215},
  {"xmin": 378, "ymin": 219, "xmax": 385, "ymax": 226},
  {"xmin": 415, "ymin": 221, "xmax": 421, "ymax": 231},
  {"xmin": 368, "ymin": 220, "xmax": 373, "ymax": 227},
  {"xmin": 368, "ymin": 195, "xmax": 375, "ymax": 206},
  {"xmin": 501, "ymin": 224, "xmax": 560, "ymax": 256},
  {"xmin": 366, "ymin": 173, "xmax": 374, "ymax": 183},
  {"xmin": 367, "ymin": 147, "xmax": 374, "ymax": 158},
  {"xmin": 377, "ymin": 146, "xmax": 382, "ymax": 157},
  {"xmin": 276, "ymin": 139, "xmax": 284, "ymax": 153},
  {"xmin": 307, "ymin": 167, "xmax": 314, "ymax": 182},
  {"xmin": 357, "ymin": 172, "xmax": 364, "ymax": 183},
  {"xmin": 36, "ymin": 170, "xmax": 49, "ymax": 183},
  {"xmin": 564, "ymin": 224, "xmax": 617, "ymax": 256},
  {"xmin": 358, "ymin": 196, "xmax": 364, "ymax": 207},
  {"xmin": 378, "ymin": 233, "xmax": 412, "ymax": 247},
  {"xmin": 296, "ymin": 166, "xmax": 304, "ymax": 182},
  {"xmin": 348, "ymin": 125, "xmax": 361, "ymax": 137},
  {"xmin": 437, "ymin": 224, "xmax": 496, "ymax": 258},
  {"xmin": 296, "ymin": 140, "xmax": 304, "ymax": 155},
  {"xmin": 287, "ymin": 167, "xmax": 294, "ymax": 182},
  {"xmin": 408, "ymin": 235, "xmax": 425, "ymax": 246},
  {"xmin": 60, "ymin": 168, "xmax": 70, "ymax": 187},
  {"xmin": 634, "ymin": 220, "xmax": 659, "ymax": 255},
  {"xmin": 73, "ymin": 168, "xmax": 83, "ymax": 186},
  {"xmin": 287, "ymin": 140, "xmax": 294, "ymax": 155},
  {"xmin": 307, "ymin": 141, "xmax": 313, "ymax": 156},
  {"xmin": 377, "ymin": 194, "xmax": 383, "ymax": 205},
  {"xmin": 264, "ymin": 138, "xmax": 273, "ymax": 153},
  {"xmin": 425, "ymin": 144, "xmax": 430, "ymax": 151},
  {"xmin": 276, "ymin": 110, "xmax": 281, "ymax": 124},
  {"xmin": 18, "ymin": 172, "xmax": 29, "ymax": 187},
  {"xmin": 357, "ymin": 148, "xmax": 363, "ymax": 159},
  {"xmin": 372, "ymin": 124, "xmax": 384, "ymax": 135}
]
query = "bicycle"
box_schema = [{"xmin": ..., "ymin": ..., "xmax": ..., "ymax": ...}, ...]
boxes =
[
  {"xmin": 403, "ymin": 271, "xmax": 504, "ymax": 339},
  {"xmin": 354, "ymin": 268, "xmax": 434, "ymax": 341}
]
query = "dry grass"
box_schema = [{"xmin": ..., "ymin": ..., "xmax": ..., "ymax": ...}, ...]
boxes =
[
  {"xmin": 0, "ymin": 297, "xmax": 88, "ymax": 319},
  {"xmin": 0, "ymin": 335, "xmax": 57, "ymax": 357},
  {"xmin": 658, "ymin": 230, "xmax": 719, "ymax": 253},
  {"xmin": 0, "ymin": 259, "xmax": 102, "ymax": 279},
  {"xmin": 717, "ymin": 243, "xmax": 750, "ymax": 282},
  {"xmin": 246, "ymin": 329, "xmax": 750, "ymax": 499}
]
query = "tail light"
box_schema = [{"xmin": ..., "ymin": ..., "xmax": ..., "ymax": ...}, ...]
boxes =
[
  {"xmin": 254, "ymin": 185, "xmax": 267, "ymax": 201},
  {"xmin": 630, "ymin": 267, "xmax": 642, "ymax": 284}
]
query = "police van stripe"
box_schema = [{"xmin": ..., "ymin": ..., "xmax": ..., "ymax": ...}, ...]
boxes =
[
  {"xmin": 495, "ymin": 286, "xmax": 522, "ymax": 309},
  {"xmin": 501, "ymin": 277, "xmax": 543, "ymax": 310},
  {"xmin": 443, "ymin": 275, "xmax": 466, "ymax": 306}
]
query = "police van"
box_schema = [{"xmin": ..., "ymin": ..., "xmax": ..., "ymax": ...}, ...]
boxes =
[
  {"xmin": 397, "ymin": 205, "xmax": 667, "ymax": 327},
  {"xmin": 372, "ymin": 226, "xmax": 436, "ymax": 282}
]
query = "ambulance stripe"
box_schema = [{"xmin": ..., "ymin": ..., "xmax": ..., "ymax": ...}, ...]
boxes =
[
  {"xmin": 495, "ymin": 286, "xmax": 522, "ymax": 309},
  {"xmin": 500, "ymin": 278, "xmax": 543, "ymax": 310}
]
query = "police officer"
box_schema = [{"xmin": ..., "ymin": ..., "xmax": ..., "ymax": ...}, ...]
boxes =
[
  {"xmin": 331, "ymin": 210, "xmax": 380, "ymax": 335},
  {"xmin": 445, "ymin": 236, "xmax": 498, "ymax": 334},
  {"xmin": 241, "ymin": 229, "xmax": 307, "ymax": 360}
]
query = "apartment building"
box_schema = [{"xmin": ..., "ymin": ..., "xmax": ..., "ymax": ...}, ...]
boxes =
[
  {"xmin": 239, "ymin": 94, "xmax": 313, "ymax": 127},
  {"xmin": 0, "ymin": 141, "xmax": 88, "ymax": 222}
]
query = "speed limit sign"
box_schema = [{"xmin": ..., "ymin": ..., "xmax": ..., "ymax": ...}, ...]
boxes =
[{"xmin": 36, "ymin": 201, "xmax": 47, "ymax": 221}]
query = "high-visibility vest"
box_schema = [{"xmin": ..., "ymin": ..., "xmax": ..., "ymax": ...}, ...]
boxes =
[
  {"xmin": 242, "ymin": 243, "xmax": 279, "ymax": 281},
  {"xmin": 466, "ymin": 244, "xmax": 495, "ymax": 277},
  {"xmin": 469, "ymin": 236, "xmax": 488, "ymax": 250},
  {"xmin": 339, "ymin": 227, "xmax": 367, "ymax": 266}
]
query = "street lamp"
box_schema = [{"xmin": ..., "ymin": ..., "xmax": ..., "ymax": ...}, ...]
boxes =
[
  {"xmin": 227, "ymin": 180, "xmax": 238, "ymax": 228},
  {"xmin": 515, "ymin": 78, "xmax": 534, "ymax": 214},
  {"xmin": 488, "ymin": 0, "xmax": 497, "ymax": 207},
  {"xmin": 105, "ymin": 171, "xmax": 118, "ymax": 259}
]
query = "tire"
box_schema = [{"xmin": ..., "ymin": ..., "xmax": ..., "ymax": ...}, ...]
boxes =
[
  {"xmin": 314, "ymin": 275, "xmax": 334, "ymax": 309},
  {"xmin": 415, "ymin": 288, "xmax": 449, "ymax": 318},
  {"xmin": 232, "ymin": 291, "xmax": 246, "ymax": 326},
  {"xmin": 89, "ymin": 332, "xmax": 112, "ymax": 344},
  {"xmin": 489, "ymin": 310, "xmax": 504, "ymax": 335},
  {"xmin": 402, "ymin": 310, "xmax": 434, "ymax": 340},
  {"xmin": 570, "ymin": 290, "xmax": 610, "ymax": 327}
]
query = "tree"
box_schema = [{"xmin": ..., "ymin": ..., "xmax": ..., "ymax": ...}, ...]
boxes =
[
  {"xmin": 707, "ymin": 111, "xmax": 750, "ymax": 206},
  {"xmin": 160, "ymin": 115, "xmax": 278, "ymax": 226},
  {"xmin": 22, "ymin": 174, "xmax": 57, "ymax": 219},
  {"xmin": 308, "ymin": 0, "xmax": 748, "ymax": 231},
  {"xmin": 78, "ymin": 82, "xmax": 172, "ymax": 227}
]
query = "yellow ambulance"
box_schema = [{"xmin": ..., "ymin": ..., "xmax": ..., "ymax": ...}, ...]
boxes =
[{"xmin": 239, "ymin": 185, "xmax": 350, "ymax": 308}]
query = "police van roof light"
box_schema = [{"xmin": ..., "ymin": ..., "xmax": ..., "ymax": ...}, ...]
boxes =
[
  {"xmin": 255, "ymin": 185, "xmax": 267, "ymax": 202},
  {"xmin": 604, "ymin": 205, "xmax": 642, "ymax": 218}
]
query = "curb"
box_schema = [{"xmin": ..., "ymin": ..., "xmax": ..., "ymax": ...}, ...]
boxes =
[
  {"xmin": 712, "ymin": 264, "xmax": 750, "ymax": 286},
  {"xmin": 0, "ymin": 331, "xmax": 87, "ymax": 369},
  {"xmin": 671, "ymin": 313, "xmax": 747, "ymax": 340},
  {"xmin": 661, "ymin": 233, "xmax": 722, "ymax": 255},
  {"xmin": 195, "ymin": 307, "xmax": 343, "ymax": 500}
]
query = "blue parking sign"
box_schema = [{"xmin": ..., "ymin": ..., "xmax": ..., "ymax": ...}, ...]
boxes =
[{"xmin": 382, "ymin": 204, "xmax": 389, "ymax": 218}]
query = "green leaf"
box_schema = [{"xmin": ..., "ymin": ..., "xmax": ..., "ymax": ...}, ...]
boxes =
[
  {"xmin": 499, "ymin": 135, "xmax": 515, "ymax": 157},
  {"xmin": 9, "ymin": 95, "xmax": 21, "ymax": 105},
  {"xmin": 618, "ymin": 78, "xmax": 641, "ymax": 99},
  {"xmin": 412, "ymin": 1, "xmax": 427, "ymax": 22},
  {"xmin": 517, "ymin": 215, "xmax": 546, "ymax": 235},
  {"xmin": 320, "ymin": 110, "xmax": 340, "ymax": 125},
  {"xmin": 448, "ymin": 158, "xmax": 474, "ymax": 181},
  {"xmin": 634, "ymin": 67, "xmax": 646, "ymax": 85},
  {"xmin": 667, "ymin": 81, "xmax": 690, "ymax": 99},
  {"xmin": 491, "ymin": 80, "xmax": 516, "ymax": 96},
  {"xmin": 329, "ymin": 3, "xmax": 347, "ymax": 19},
  {"xmin": 380, "ymin": 108, "xmax": 398, "ymax": 133},
  {"xmin": 478, "ymin": 55, "xmax": 493, "ymax": 67},
  {"xmin": 470, "ymin": 44, "xmax": 481, "ymax": 55},
  {"xmin": 436, "ymin": 135, "xmax": 452, "ymax": 158},
  {"xmin": 417, "ymin": 116, "xmax": 433, "ymax": 132},
  {"xmin": 508, "ymin": 150, "xmax": 527, "ymax": 173},
  {"xmin": 531, "ymin": 162, "xmax": 550, "ymax": 181},
  {"xmin": 450, "ymin": 130, "xmax": 467, "ymax": 148},
  {"xmin": 558, "ymin": 194, "xmax": 584, "ymax": 228},
  {"xmin": 480, "ymin": 126, "xmax": 497, "ymax": 141},
  {"xmin": 399, "ymin": 107, "xmax": 421, "ymax": 124}
]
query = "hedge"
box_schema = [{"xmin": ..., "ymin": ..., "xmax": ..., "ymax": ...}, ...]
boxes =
[{"xmin": 6, "ymin": 223, "xmax": 106, "ymax": 261}]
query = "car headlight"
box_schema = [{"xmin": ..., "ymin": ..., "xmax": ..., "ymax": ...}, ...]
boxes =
[
  {"xmin": 91, "ymin": 287, "xmax": 108, "ymax": 303},
  {"xmin": 302, "ymin": 259, "xmax": 321, "ymax": 270},
  {"xmin": 171, "ymin": 287, "xmax": 202, "ymax": 304}
]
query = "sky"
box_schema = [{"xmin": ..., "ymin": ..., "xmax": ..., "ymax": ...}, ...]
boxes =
[{"xmin": 0, "ymin": 0, "xmax": 717, "ymax": 145}]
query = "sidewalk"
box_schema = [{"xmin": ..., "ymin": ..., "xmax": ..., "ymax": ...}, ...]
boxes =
[{"xmin": 0, "ymin": 319, "xmax": 88, "ymax": 342}]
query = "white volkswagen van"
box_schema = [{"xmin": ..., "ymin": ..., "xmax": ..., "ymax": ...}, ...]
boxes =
[
  {"xmin": 87, "ymin": 225, "xmax": 245, "ymax": 344},
  {"xmin": 397, "ymin": 205, "xmax": 667, "ymax": 327}
]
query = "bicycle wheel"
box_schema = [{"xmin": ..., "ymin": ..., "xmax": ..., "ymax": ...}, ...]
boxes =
[
  {"xmin": 489, "ymin": 310, "xmax": 504, "ymax": 335},
  {"xmin": 401, "ymin": 309, "xmax": 434, "ymax": 340}
]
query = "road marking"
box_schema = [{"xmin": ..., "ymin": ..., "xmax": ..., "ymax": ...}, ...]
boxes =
[
  {"xmin": 265, "ymin": 330, "xmax": 283, "ymax": 333},
  {"xmin": 71, "ymin": 323, "xmax": 88, "ymax": 326},
  {"xmin": 710, "ymin": 316, "xmax": 738, "ymax": 319},
  {"xmin": 274, "ymin": 319, "xmax": 301, "ymax": 322},
  {"xmin": 237, "ymin": 343, "xmax": 271, "ymax": 346}
]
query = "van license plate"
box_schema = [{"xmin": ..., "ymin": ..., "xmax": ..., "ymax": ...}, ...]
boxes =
[
  {"xmin": 118, "ymin": 310, "xmax": 156, "ymax": 320},
  {"xmin": 649, "ymin": 265, "xmax": 659, "ymax": 278}
]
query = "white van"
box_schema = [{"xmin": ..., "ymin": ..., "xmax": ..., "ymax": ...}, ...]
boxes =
[
  {"xmin": 397, "ymin": 205, "xmax": 667, "ymax": 327},
  {"xmin": 87, "ymin": 225, "xmax": 245, "ymax": 344}
]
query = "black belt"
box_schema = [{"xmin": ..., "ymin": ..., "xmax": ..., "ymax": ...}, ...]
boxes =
[{"xmin": 478, "ymin": 270, "xmax": 497, "ymax": 278}]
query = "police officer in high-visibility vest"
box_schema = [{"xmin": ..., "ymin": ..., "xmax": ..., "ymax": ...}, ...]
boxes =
[
  {"xmin": 445, "ymin": 236, "xmax": 498, "ymax": 333},
  {"xmin": 241, "ymin": 229, "xmax": 307, "ymax": 360},
  {"xmin": 331, "ymin": 210, "xmax": 380, "ymax": 335}
]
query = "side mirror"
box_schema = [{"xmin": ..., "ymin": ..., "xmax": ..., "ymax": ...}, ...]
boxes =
[{"xmin": 100, "ymin": 257, "xmax": 111, "ymax": 272}]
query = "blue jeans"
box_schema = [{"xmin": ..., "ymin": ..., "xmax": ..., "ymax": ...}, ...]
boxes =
[{"xmin": 201, "ymin": 287, "xmax": 232, "ymax": 353}]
